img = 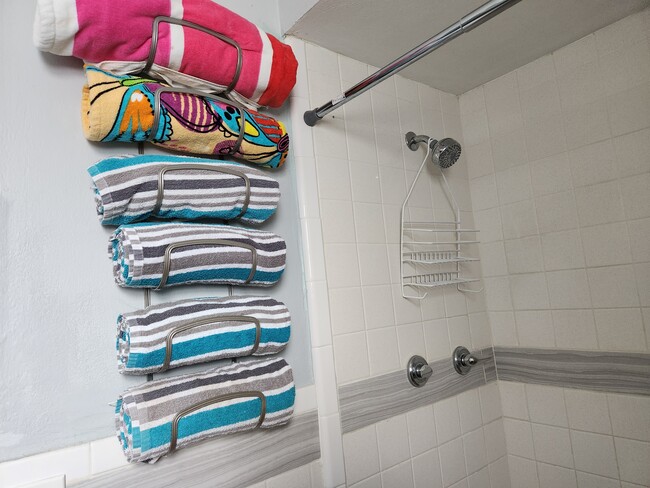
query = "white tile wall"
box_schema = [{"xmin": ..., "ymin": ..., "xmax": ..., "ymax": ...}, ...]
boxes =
[
  {"xmin": 461, "ymin": 8, "xmax": 650, "ymax": 360},
  {"xmin": 461, "ymin": 9, "xmax": 650, "ymax": 488},
  {"xmin": 302, "ymin": 37, "xmax": 494, "ymax": 393},
  {"xmin": 498, "ymin": 381, "xmax": 650, "ymax": 488},
  {"xmin": 297, "ymin": 9, "xmax": 650, "ymax": 488},
  {"xmin": 297, "ymin": 37, "xmax": 503, "ymax": 488}
]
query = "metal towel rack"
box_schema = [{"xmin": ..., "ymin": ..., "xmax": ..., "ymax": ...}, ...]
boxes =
[
  {"xmin": 303, "ymin": 0, "xmax": 522, "ymax": 126},
  {"xmin": 145, "ymin": 16, "xmax": 243, "ymax": 96}
]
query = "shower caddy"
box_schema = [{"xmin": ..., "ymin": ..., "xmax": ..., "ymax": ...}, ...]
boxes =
[{"xmin": 400, "ymin": 133, "xmax": 481, "ymax": 300}]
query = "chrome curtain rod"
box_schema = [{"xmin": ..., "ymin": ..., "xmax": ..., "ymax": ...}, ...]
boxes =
[{"xmin": 303, "ymin": 0, "xmax": 522, "ymax": 126}]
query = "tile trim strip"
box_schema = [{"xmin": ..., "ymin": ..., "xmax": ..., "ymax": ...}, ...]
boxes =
[
  {"xmin": 71, "ymin": 410, "xmax": 320, "ymax": 488},
  {"xmin": 338, "ymin": 348, "xmax": 496, "ymax": 434},
  {"xmin": 494, "ymin": 347, "xmax": 650, "ymax": 396}
]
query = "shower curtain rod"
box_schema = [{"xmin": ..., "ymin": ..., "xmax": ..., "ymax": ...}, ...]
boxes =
[{"xmin": 303, "ymin": 0, "xmax": 522, "ymax": 126}]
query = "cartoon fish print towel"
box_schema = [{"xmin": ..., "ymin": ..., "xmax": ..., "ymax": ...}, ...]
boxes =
[{"xmin": 81, "ymin": 65, "xmax": 289, "ymax": 169}]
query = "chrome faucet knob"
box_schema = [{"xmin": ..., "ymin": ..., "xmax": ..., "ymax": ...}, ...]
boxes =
[
  {"xmin": 418, "ymin": 364, "xmax": 433, "ymax": 380},
  {"xmin": 453, "ymin": 346, "xmax": 478, "ymax": 375},
  {"xmin": 408, "ymin": 355, "xmax": 432, "ymax": 387},
  {"xmin": 462, "ymin": 354, "xmax": 478, "ymax": 367}
]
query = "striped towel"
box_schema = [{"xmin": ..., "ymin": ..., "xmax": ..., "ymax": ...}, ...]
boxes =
[
  {"xmin": 34, "ymin": 0, "xmax": 297, "ymax": 108},
  {"xmin": 117, "ymin": 296, "xmax": 291, "ymax": 374},
  {"xmin": 88, "ymin": 155, "xmax": 280, "ymax": 226},
  {"xmin": 108, "ymin": 223, "xmax": 286, "ymax": 288},
  {"xmin": 115, "ymin": 357, "xmax": 295, "ymax": 463}
]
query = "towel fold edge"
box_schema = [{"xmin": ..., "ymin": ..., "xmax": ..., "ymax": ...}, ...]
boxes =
[{"xmin": 33, "ymin": 0, "xmax": 78, "ymax": 55}]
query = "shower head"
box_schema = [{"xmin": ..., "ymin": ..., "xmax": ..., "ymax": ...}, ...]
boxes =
[
  {"xmin": 404, "ymin": 132, "xmax": 462, "ymax": 169},
  {"xmin": 432, "ymin": 138, "xmax": 461, "ymax": 169}
]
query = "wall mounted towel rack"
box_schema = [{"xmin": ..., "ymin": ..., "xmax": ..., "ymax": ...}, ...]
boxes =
[
  {"xmin": 169, "ymin": 390, "xmax": 267, "ymax": 454},
  {"xmin": 145, "ymin": 16, "xmax": 243, "ymax": 96},
  {"xmin": 157, "ymin": 315, "xmax": 262, "ymax": 373}
]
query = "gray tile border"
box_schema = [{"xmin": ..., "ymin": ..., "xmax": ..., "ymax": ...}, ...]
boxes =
[
  {"xmin": 339, "ymin": 348, "xmax": 496, "ymax": 433},
  {"xmin": 494, "ymin": 347, "xmax": 650, "ymax": 396},
  {"xmin": 71, "ymin": 410, "xmax": 320, "ymax": 488},
  {"xmin": 339, "ymin": 346, "xmax": 650, "ymax": 435}
]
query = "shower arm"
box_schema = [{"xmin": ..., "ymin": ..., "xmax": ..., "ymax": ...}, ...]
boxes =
[{"xmin": 303, "ymin": 0, "xmax": 522, "ymax": 126}]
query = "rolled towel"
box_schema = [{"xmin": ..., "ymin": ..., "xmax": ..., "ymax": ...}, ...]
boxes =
[
  {"xmin": 116, "ymin": 357, "xmax": 295, "ymax": 463},
  {"xmin": 33, "ymin": 0, "xmax": 297, "ymax": 108},
  {"xmin": 117, "ymin": 295, "xmax": 291, "ymax": 374},
  {"xmin": 88, "ymin": 155, "xmax": 280, "ymax": 226},
  {"xmin": 108, "ymin": 222, "xmax": 286, "ymax": 288},
  {"xmin": 82, "ymin": 65, "xmax": 289, "ymax": 169}
]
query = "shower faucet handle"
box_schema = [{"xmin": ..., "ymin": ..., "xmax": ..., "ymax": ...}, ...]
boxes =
[
  {"xmin": 463, "ymin": 354, "xmax": 478, "ymax": 366},
  {"xmin": 418, "ymin": 364, "xmax": 433, "ymax": 380},
  {"xmin": 453, "ymin": 346, "xmax": 479, "ymax": 375},
  {"xmin": 407, "ymin": 355, "xmax": 433, "ymax": 387}
]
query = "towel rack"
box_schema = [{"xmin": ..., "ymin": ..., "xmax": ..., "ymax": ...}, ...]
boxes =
[
  {"xmin": 153, "ymin": 163, "xmax": 252, "ymax": 219},
  {"xmin": 169, "ymin": 390, "xmax": 267, "ymax": 454},
  {"xmin": 400, "ymin": 137, "xmax": 481, "ymax": 299},
  {"xmin": 157, "ymin": 315, "xmax": 261, "ymax": 373},
  {"xmin": 158, "ymin": 238, "xmax": 258, "ymax": 289},
  {"xmin": 150, "ymin": 87, "xmax": 247, "ymax": 155},
  {"xmin": 145, "ymin": 16, "xmax": 243, "ymax": 96}
]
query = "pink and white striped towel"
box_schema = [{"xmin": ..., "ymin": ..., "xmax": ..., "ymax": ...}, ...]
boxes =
[{"xmin": 33, "ymin": 0, "xmax": 297, "ymax": 108}]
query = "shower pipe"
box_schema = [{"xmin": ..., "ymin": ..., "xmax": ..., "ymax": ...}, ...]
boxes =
[{"xmin": 303, "ymin": 0, "xmax": 522, "ymax": 126}]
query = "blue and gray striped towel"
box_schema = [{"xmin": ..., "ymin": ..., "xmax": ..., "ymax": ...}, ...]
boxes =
[
  {"xmin": 116, "ymin": 357, "xmax": 295, "ymax": 463},
  {"xmin": 108, "ymin": 222, "xmax": 286, "ymax": 288},
  {"xmin": 117, "ymin": 295, "xmax": 291, "ymax": 374},
  {"xmin": 88, "ymin": 155, "xmax": 280, "ymax": 226}
]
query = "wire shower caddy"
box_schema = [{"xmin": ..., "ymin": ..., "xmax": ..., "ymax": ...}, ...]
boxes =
[{"xmin": 400, "ymin": 137, "xmax": 482, "ymax": 299}]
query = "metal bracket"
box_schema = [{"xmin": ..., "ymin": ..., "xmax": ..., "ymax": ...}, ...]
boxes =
[
  {"xmin": 152, "ymin": 163, "xmax": 251, "ymax": 219},
  {"xmin": 149, "ymin": 86, "xmax": 247, "ymax": 157},
  {"xmin": 169, "ymin": 390, "xmax": 266, "ymax": 454},
  {"xmin": 157, "ymin": 315, "xmax": 261, "ymax": 373},
  {"xmin": 144, "ymin": 16, "xmax": 243, "ymax": 95},
  {"xmin": 158, "ymin": 238, "xmax": 258, "ymax": 289}
]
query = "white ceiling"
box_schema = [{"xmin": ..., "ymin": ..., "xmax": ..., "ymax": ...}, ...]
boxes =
[{"xmin": 287, "ymin": 0, "xmax": 649, "ymax": 94}]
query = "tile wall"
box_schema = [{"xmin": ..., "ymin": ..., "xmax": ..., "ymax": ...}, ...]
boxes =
[
  {"xmin": 459, "ymin": 9, "xmax": 650, "ymax": 488},
  {"xmin": 499, "ymin": 382, "xmax": 650, "ymax": 487},
  {"xmin": 289, "ymin": 36, "xmax": 510, "ymax": 487}
]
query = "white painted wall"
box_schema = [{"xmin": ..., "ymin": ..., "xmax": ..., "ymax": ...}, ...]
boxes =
[{"xmin": 0, "ymin": 0, "xmax": 313, "ymax": 462}]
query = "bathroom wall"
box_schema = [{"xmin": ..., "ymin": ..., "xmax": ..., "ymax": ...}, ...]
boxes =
[
  {"xmin": 287, "ymin": 36, "xmax": 511, "ymax": 488},
  {"xmin": 459, "ymin": 9, "xmax": 650, "ymax": 488},
  {"xmin": 0, "ymin": 0, "xmax": 316, "ymax": 481}
]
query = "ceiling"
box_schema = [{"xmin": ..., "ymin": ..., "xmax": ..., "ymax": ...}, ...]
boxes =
[{"xmin": 287, "ymin": 0, "xmax": 649, "ymax": 94}]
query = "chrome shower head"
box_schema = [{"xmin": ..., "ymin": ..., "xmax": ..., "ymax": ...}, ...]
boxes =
[
  {"xmin": 432, "ymin": 138, "xmax": 461, "ymax": 169},
  {"xmin": 405, "ymin": 132, "xmax": 462, "ymax": 169}
]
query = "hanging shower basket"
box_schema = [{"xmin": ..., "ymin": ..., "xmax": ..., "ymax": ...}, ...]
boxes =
[{"xmin": 400, "ymin": 133, "xmax": 482, "ymax": 300}]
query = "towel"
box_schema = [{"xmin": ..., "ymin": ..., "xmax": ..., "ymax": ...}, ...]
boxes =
[
  {"xmin": 117, "ymin": 295, "xmax": 291, "ymax": 374},
  {"xmin": 88, "ymin": 155, "xmax": 280, "ymax": 225},
  {"xmin": 116, "ymin": 357, "xmax": 295, "ymax": 463},
  {"xmin": 109, "ymin": 222, "xmax": 286, "ymax": 288},
  {"xmin": 82, "ymin": 66, "xmax": 289, "ymax": 169},
  {"xmin": 33, "ymin": 0, "xmax": 297, "ymax": 108}
]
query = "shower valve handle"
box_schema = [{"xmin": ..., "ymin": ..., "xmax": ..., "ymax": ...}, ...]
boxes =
[
  {"xmin": 462, "ymin": 354, "xmax": 477, "ymax": 366},
  {"xmin": 417, "ymin": 364, "xmax": 433, "ymax": 380},
  {"xmin": 453, "ymin": 346, "xmax": 479, "ymax": 375},
  {"xmin": 407, "ymin": 355, "xmax": 432, "ymax": 387}
]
